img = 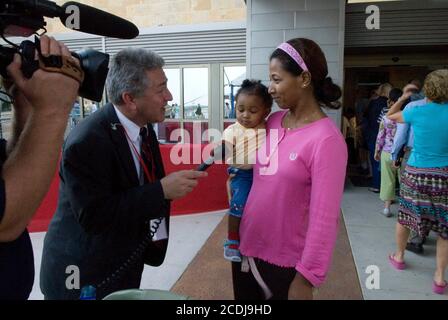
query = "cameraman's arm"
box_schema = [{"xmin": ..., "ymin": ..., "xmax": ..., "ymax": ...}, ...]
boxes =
[
  {"xmin": 4, "ymin": 85, "xmax": 32, "ymax": 155},
  {"xmin": 0, "ymin": 36, "xmax": 79, "ymax": 242}
]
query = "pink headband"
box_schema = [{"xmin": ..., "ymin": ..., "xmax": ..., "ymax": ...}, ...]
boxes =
[{"xmin": 277, "ymin": 42, "xmax": 309, "ymax": 73}]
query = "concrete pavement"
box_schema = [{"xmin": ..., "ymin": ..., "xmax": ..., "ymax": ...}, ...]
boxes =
[{"xmin": 342, "ymin": 181, "xmax": 447, "ymax": 300}]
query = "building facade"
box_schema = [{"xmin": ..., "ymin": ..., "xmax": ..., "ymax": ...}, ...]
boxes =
[{"xmin": 2, "ymin": 0, "xmax": 448, "ymax": 142}]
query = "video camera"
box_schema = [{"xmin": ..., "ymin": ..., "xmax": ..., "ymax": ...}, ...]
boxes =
[{"xmin": 0, "ymin": 0, "xmax": 139, "ymax": 101}]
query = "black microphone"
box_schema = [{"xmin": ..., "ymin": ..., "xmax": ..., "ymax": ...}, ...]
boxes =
[
  {"xmin": 60, "ymin": 1, "xmax": 139, "ymax": 39},
  {"xmin": 197, "ymin": 142, "xmax": 228, "ymax": 172}
]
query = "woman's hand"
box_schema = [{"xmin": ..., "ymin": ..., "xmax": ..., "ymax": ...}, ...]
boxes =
[
  {"xmin": 386, "ymin": 87, "xmax": 414, "ymax": 119},
  {"xmin": 402, "ymin": 84, "xmax": 419, "ymax": 95},
  {"xmin": 374, "ymin": 151, "xmax": 381, "ymax": 162},
  {"xmin": 288, "ymin": 272, "xmax": 313, "ymax": 300},
  {"xmin": 391, "ymin": 161, "xmax": 400, "ymax": 169},
  {"xmin": 398, "ymin": 90, "xmax": 413, "ymax": 103}
]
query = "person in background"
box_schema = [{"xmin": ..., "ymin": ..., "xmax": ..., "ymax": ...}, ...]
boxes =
[
  {"xmin": 195, "ymin": 104, "xmax": 204, "ymax": 119},
  {"xmin": 359, "ymin": 88, "xmax": 380, "ymax": 176},
  {"xmin": 374, "ymin": 88, "xmax": 402, "ymax": 217},
  {"xmin": 91, "ymin": 102, "xmax": 98, "ymax": 113},
  {"xmin": 363, "ymin": 83, "xmax": 393, "ymax": 193},
  {"xmin": 407, "ymin": 78, "xmax": 425, "ymax": 100},
  {"xmin": 70, "ymin": 98, "xmax": 81, "ymax": 129},
  {"xmin": 387, "ymin": 69, "xmax": 448, "ymax": 295},
  {"xmin": 355, "ymin": 87, "xmax": 369, "ymax": 126},
  {"xmin": 342, "ymin": 108, "xmax": 357, "ymax": 165},
  {"xmin": 390, "ymin": 85, "xmax": 427, "ymax": 254},
  {"xmin": 225, "ymin": 102, "xmax": 231, "ymax": 119}
]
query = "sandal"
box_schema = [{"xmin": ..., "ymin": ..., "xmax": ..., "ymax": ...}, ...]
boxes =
[
  {"xmin": 432, "ymin": 280, "xmax": 447, "ymax": 295},
  {"xmin": 223, "ymin": 239, "xmax": 242, "ymax": 263},
  {"xmin": 388, "ymin": 254, "xmax": 406, "ymax": 270}
]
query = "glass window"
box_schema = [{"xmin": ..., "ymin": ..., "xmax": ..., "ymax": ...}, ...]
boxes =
[
  {"xmin": 164, "ymin": 68, "xmax": 181, "ymax": 120},
  {"xmin": 183, "ymin": 67, "xmax": 209, "ymax": 143},
  {"xmin": 223, "ymin": 65, "xmax": 246, "ymax": 129},
  {"xmin": 0, "ymin": 91, "xmax": 11, "ymax": 112},
  {"xmin": 156, "ymin": 66, "xmax": 209, "ymax": 143},
  {"xmin": 0, "ymin": 89, "xmax": 12, "ymax": 140},
  {"xmin": 65, "ymin": 93, "xmax": 107, "ymax": 134},
  {"xmin": 82, "ymin": 99, "xmax": 99, "ymax": 117},
  {"xmin": 69, "ymin": 99, "xmax": 82, "ymax": 130},
  {"xmin": 183, "ymin": 68, "xmax": 209, "ymax": 120},
  {"xmin": 157, "ymin": 68, "xmax": 182, "ymax": 143}
]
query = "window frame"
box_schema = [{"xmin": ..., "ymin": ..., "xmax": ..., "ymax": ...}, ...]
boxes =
[
  {"xmin": 160, "ymin": 64, "xmax": 211, "ymax": 143},
  {"xmin": 220, "ymin": 62, "xmax": 246, "ymax": 131}
]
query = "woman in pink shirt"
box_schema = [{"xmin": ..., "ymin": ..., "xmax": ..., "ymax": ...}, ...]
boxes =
[{"xmin": 232, "ymin": 38, "xmax": 348, "ymax": 300}]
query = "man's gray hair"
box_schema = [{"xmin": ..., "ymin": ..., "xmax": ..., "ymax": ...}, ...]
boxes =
[{"xmin": 106, "ymin": 48, "xmax": 165, "ymax": 105}]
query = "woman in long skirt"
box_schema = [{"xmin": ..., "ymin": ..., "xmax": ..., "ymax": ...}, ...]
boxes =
[{"xmin": 387, "ymin": 70, "xmax": 448, "ymax": 294}]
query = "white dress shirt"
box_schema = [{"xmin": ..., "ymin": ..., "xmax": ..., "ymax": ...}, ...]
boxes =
[
  {"xmin": 114, "ymin": 105, "xmax": 145, "ymax": 184},
  {"xmin": 113, "ymin": 105, "xmax": 167, "ymax": 240}
]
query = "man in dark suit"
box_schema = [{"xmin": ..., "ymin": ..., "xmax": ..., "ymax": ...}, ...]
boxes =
[{"xmin": 40, "ymin": 48, "xmax": 206, "ymax": 300}]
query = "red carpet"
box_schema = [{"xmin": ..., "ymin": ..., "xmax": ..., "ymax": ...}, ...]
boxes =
[{"xmin": 28, "ymin": 144, "xmax": 229, "ymax": 233}]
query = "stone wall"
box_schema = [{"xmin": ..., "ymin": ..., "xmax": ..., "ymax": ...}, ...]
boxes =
[
  {"xmin": 246, "ymin": 0, "xmax": 345, "ymax": 126},
  {"xmin": 46, "ymin": 0, "xmax": 246, "ymax": 33}
]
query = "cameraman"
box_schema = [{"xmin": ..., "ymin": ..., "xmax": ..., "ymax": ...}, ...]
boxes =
[{"xmin": 0, "ymin": 35, "xmax": 80, "ymax": 300}]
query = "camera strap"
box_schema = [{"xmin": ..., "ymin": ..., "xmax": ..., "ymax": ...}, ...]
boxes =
[{"xmin": 38, "ymin": 54, "xmax": 85, "ymax": 84}]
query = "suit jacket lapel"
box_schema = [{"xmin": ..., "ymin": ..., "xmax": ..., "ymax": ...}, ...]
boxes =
[
  {"xmin": 102, "ymin": 104, "xmax": 140, "ymax": 186},
  {"xmin": 147, "ymin": 124, "xmax": 166, "ymax": 179}
]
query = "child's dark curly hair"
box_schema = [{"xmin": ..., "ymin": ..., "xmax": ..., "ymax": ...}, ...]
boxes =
[{"xmin": 235, "ymin": 79, "xmax": 273, "ymax": 109}]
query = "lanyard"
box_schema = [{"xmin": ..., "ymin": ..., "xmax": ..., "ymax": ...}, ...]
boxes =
[{"xmin": 121, "ymin": 126, "xmax": 156, "ymax": 183}]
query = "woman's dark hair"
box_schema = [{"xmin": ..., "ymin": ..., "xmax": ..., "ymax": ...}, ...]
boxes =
[
  {"xmin": 235, "ymin": 79, "xmax": 273, "ymax": 109},
  {"xmin": 270, "ymin": 38, "xmax": 342, "ymax": 109},
  {"xmin": 388, "ymin": 88, "xmax": 403, "ymax": 103}
]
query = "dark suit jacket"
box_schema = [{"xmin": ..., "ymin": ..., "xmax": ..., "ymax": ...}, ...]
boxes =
[
  {"xmin": 40, "ymin": 104, "xmax": 170, "ymax": 300},
  {"xmin": 363, "ymin": 96, "xmax": 388, "ymax": 144}
]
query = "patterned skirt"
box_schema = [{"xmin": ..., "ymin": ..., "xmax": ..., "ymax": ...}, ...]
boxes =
[{"xmin": 398, "ymin": 165, "xmax": 448, "ymax": 239}]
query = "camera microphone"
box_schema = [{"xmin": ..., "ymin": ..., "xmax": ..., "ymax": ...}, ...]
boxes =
[
  {"xmin": 0, "ymin": 0, "xmax": 139, "ymax": 101},
  {"xmin": 1, "ymin": 0, "xmax": 139, "ymax": 39},
  {"xmin": 60, "ymin": 1, "xmax": 139, "ymax": 39}
]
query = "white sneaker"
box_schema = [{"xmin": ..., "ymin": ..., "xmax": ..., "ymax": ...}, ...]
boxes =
[{"xmin": 382, "ymin": 208, "xmax": 392, "ymax": 217}]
